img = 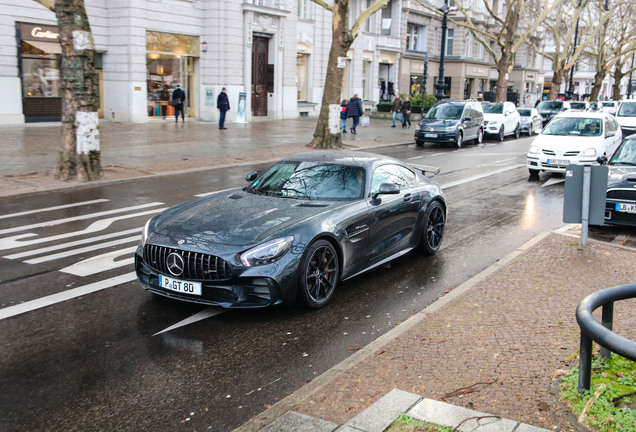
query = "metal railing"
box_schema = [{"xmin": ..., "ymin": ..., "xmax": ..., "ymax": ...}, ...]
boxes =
[{"xmin": 575, "ymin": 283, "xmax": 636, "ymax": 393}]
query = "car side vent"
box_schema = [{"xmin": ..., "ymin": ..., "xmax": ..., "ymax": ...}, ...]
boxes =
[
  {"xmin": 293, "ymin": 202, "xmax": 330, "ymax": 208},
  {"xmin": 227, "ymin": 193, "xmax": 245, "ymax": 199}
]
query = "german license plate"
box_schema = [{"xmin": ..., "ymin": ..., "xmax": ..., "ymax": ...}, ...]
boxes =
[
  {"xmin": 615, "ymin": 202, "xmax": 636, "ymax": 214},
  {"xmin": 158, "ymin": 274, "xmax": 202, "ymax": 296},
  {"xmin": 424, "ymin": 133, "xmax": 438, "ymax": 138},
  {"xmin": 547, "ymin": 159, "xmax": 569, "ymax": 166}
]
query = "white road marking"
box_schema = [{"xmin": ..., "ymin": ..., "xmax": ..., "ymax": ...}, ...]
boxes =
[
  {"xmin": 0, "ymin": 272, "xmax": 137, "ymax": 321},
  {"xmin": 0, "ymin": 208, "xmax": 166, "ymax": 250},
  {"xmin": 0, "ymin": 199, "xmax": 109, "ymax": 220},
  {"xmin": 440, "ymin": 164, "xmax": 525, "ymax": 189},
  {"xmin": 4, "ymin": 228, "xmax": 141, "ymax": 260},
  {"xmin": 542, "ymin": 177, "xmax": 565, "ymax": 187},
  {"xmin": 0, "ymin": 202, "xmax": 163, "ymax": 235},
  {"xmin": 24, "ymin": 236, "xmax": 140, "ymax": 264},
  {"xmin": 60, "ymin": 246, "xmax": 137, "ymax": 276},
  {"xmin": 194, "ymin": 187, "xmax": 236, "ymax": 197},
  {"xmin": 153, "ymin": 307, "xmax": 227, "ymax": 336}
]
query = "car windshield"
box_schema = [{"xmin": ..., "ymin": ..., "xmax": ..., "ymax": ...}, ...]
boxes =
[
  {"xmin": 602, "ymin": 102, "xmax": 615, "ymax": 107},
  {"xmin": 542, "ymin": 117, "xmax": 602, "ymax": 137},
  {"xmin": 536, "ymin": 101, "xmax": 563, "ymax": 111},
  {"xmin": 518, "ymin": 109, "xmax": 531, "ymax": 116},
  {"xmin": 247, "ymin": 161, "xmax": 365, "ymax": 200},
  {"xmin": 617, "ymin": 102, "xmax": 636, "ymax": 117},
  {"xmin": 425, "ymin": 104, "xmax": 463, "ymax": 120},
  {"xmin": 610, "ymin": 139, "xmax": 636, "ymax": 166},
  {"xmin": 570, "ymin": 102, "xmax": 587, "ymax": 109},
  {"xmin": 482, "ymin": 104, "xmax": 503, "ymax": 114}
]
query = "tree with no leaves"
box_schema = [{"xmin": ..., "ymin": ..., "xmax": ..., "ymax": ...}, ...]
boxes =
[
  {"xmin": 308, "ymin": 0, "xmax": 390, "ymax": 149},
  {"xmin": 34, "ymin": 0, "xmax": 101, "ymax": 181}
]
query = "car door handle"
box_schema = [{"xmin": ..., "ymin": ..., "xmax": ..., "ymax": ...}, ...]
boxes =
[{"xmin": 403, "ymin": 193, "xmax": 413, "ymax": 202}]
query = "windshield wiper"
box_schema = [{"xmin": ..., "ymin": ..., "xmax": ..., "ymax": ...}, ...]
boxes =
[
  {"xmin": 244, "ymin": 186, "xmax": 265, "ymax": 195},
  {"xmin": 612, "ymin": 162, "xmax": 636, "ymax": 166}
]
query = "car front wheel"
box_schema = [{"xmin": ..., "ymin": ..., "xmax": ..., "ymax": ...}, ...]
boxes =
[
  {"xmin": 420, "ymin": 201, "xmax": 446, "ymax": 256},
  {"xmin": 416, "ymin": 140, "xmax": 424, "ymax": 147},
  {"xmin": 498, "ymin": 126, "xmax": 505, "ymax": 142},
  {"xmin": 514, "ymin": 124, "xmax": 520, "ymax": 138},
  {"xmin": 298, "ymin": 240, "xmax": 339, "ymax": 309},
  {"xmin": 456, "ymin": 131, "xmax": 463, "ymax": 148},
  {"xmin": 528, "ymin": 124, "xmax": 533, "ymax": 136},
  {"xmin": 474, "ymin": 128, "xmax": 483, "ymax": 144}
]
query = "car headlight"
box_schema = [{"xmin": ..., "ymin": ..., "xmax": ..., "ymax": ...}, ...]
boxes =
[
  {"xmin": 240, "ymin": 236, "xmax": 294, "ymax": 267},
  {"xmin": 443, "ymin": 126, "xmax": 456, "ymax": 132},
  {"xmin": 581, "ymin": 148, "xmax": 597, "ymax": 157},
  {"xmin": 488, "ymin": 121, "xmax": 499, "ymax": 127},
  {"xmin": 415, "ymin": 124, "xmax": 422, "ymax": 131},
  {"xmin": 528, "ymin": 145, "xmax": 540, "ymax": 155},
  {"xmin": 141, "ymin": 218, "xmax": 152, "ymax": 247}
]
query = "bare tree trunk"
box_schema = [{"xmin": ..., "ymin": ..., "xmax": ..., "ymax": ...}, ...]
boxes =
[
  {"xmin": 495, "ymin": 52, "xmax": 511, "ymax": 102},
  {"xmin": 590, "ymin": 69, "xmax": 605, "ymax": 101},
  {"xmin": 309, "ymin": 0, "xmax": 353, "ymax": 149},
  {"xmin": 612, "ymin": 68, "xmax": 625, "ymax": 101},
  {"xmin": 53, "ymin": 0, "xmax": 101, "ymax": 181},
  {"xmin": 548, "ymin": 66, "xmax": 566, "ymax": 100}
]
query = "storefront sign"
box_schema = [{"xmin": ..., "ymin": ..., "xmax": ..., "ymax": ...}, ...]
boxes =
[
  {"xmin": 21, "ymin": 23, "xmax": 60, "ymax": 42},
  {"xmin": 205, "ymin": 87, "xmax": 215, "ymax": 106},
  {"xmin": 337, "ymin": 57, "xmax": 347, "ymax": 68}
]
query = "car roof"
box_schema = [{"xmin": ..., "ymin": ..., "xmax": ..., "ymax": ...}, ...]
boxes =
[
  {"xmin": 554, "ymin": 111, "xmax": 608, "ymax": 119},
  {"xmin": 281, "ymin": 150, "xmax": 403, "ymax": 169}
]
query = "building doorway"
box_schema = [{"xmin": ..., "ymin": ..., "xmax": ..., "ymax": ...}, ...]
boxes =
[{"xmin": 252, "ymin": 36, "xmax": 269, "ymax": 116}]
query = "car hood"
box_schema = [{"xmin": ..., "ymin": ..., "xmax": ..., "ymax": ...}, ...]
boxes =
[
  {"xmin": 533, "ymin": 134, "xmax": 603, "ymax": 151},
  {"xmin": 150, "ymin": 189, "xmax": 345, "ymax": 247},
  {"xmin": 483, "ymin": 113, "xmax": 504, "ymax": 122},
  {"xmin": 607, "ymin": 165, "xmax": 636, "ymax": 188},
  {"xmin": 539, "ymin": 110, "xmax": 558, "ymax": 117},
  {"xmin": 419, "ymin": 118, "xmax": 459, "ymax": 127},
  {"xmin": 617, "ymin": 116, "xmax": 636, "ymax": 127}
]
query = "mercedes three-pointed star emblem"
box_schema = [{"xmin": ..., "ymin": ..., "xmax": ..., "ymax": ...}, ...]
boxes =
[{"xmin": 166, "ymin": 252, "xmax": 185, "ymax": 277}]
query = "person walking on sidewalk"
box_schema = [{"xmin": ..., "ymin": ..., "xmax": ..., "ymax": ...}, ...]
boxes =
[
  {"xmin": 172, "ymin": 84, "xmax": 186, "ymax": 123},
  {"xmin": 346, "ymin": 94, "xmax": 364, "ymax": 134},
  {"xmin": 217, "ymin": 87, "xmax": 230, "ymax": 130},
  {"xmin": 391, "ymin": 94, "xmax": 403, "ymax": 128},
  {"xmin": 340, "ymin": 99, "xmax": 348, "ymax": 133},
  {"xmin": 401, "ymin": 96, "xmax": 412, "ymax": 128}
]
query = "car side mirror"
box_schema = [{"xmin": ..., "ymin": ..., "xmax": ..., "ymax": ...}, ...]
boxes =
[
  {"xmin": 605, "ymin": 130, "xmax": 615, "ymax": 138},
  {"xmin": 372, "ymin": 183, "xmax": 400, "ymax": 199},
  {"xmin": 596, "ymin": 155, "xmax": 608, "ymax": 165},
  {"xmin": 245, "ymin": 171, "xmax": 258, "ymax": 182}
]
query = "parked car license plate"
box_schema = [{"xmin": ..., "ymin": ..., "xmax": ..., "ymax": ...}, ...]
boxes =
[
  {"xmin": 615, "ymin": 202, "xmax": 636, "ymax": 214},
  {"xmin": 159, "ymin": 274, "xmax": 202, "ymax": 296},
  {"xmin": 424, "ymin": 133, "xmax": 438, "ymax": 138},
  {"xmin": 547, "ymin": 159, "xmax": 569, "ymax": 166}
]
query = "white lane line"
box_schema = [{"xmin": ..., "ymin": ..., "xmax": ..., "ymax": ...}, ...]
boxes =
[
  {"xmin": 0, "ymin": 208, "xmax": 166, "ymax": 251},
  {"xmin": 153, "ymin": 306, "xmax": 227, "ymax": 336},
  {"xmin": 60, "ymin": 246, "xmax": 137, "ymax": 276},
  {"xmin": 194, "ymin": 187, "xmax": 236, "ymax": 197},
  {"xmin": 0, "ymin": 272, "xmax": 137, "ymax": 321},
  {"xmin": 440, "ymin": 164, "xmax": 524, "ymax": 189},
  {"xmin": 542, "ymin": 177, "xmax": 565, "ymax": 187},
  {"xmin": 0, "ymin": 199, "xmax": 110, "ymax": 220},
  {"xmin": 4, "ymin": 228, "xmax": 141, "ymax": 260},
  {"xmin": 0, "ymin": 202, "xmax": 163, "ymax": 235},
  {"xmin": 24, "ymin": 236, "xmax": 140, "ymax": 264}
]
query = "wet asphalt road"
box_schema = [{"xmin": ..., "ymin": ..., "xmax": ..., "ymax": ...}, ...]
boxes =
[{"xmin": 0, "ymin": 135, "xmax": 631, "ymax": 431}]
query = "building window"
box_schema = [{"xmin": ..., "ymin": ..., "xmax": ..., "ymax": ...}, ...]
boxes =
[
  {"xmin": 381, "ymin": 0, "xmax": 392, "ymax": 36},
  {"xmin": 406, "ymin": 24, "xmax": 427, "ymax": 52},
  {"xmin": 365, "ymin": 0, "xmax": 375, "ymax": 32},
  {"xmin": 446, "ymin": 29, "xmax": 454, "ymax": 56},
  {"xmin": 466, "ymin": 32, "xmax": 473, "ymax": 58},
  {"xmin": 478, "ymin": 42, "xmax": 484, "ymax": 60},
  {"xmin": 297, "ymin": 53, "xmax": 309, "ymax": 101},
  {"xmin": 298, "ymin": 0, "xmax": 313, "ymax": 19},
  {"xmin": 363, "ymin": 60, "xmax": 371, "ymax": 100}
]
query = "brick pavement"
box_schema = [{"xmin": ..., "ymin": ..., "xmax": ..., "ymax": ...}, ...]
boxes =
[{"xmin": 288, "ymin": 233, "xmax": 636, "ymax": 431}]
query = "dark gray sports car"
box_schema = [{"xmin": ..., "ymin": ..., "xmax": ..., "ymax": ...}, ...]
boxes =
[
  {"xmin": 602, "ymin": 137, "xmax": 636, "ymax": 227},
  {"xmin": 135, "ymin": 151, "xmax": 447, "ymax": 309}
]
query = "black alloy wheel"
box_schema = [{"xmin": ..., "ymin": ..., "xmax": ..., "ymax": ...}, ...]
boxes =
[
  {"xmin": 528, "ymin": 124, "xmax": 533, "ymax": 136},
  {"xmin": 420, "ymin": 201, "xmax": 445, "ymax": 256},
  {"xmin": 456, "ymin": 131, "xmax": 463, "ymax": 148},
  {"xmin": 498, "ymin": 126, "xmax": 505, "ymax": 142},
  {"xmin": 514, "ymin": 124, "xmax": 520, "ymax": 138},
  {"xmin": 529, "ymin": 168, "xmax": 540, "ymax": 177},
  {"xmin": 298, "ymin": 240, "xmax": 340, "ymax": 309},
  {"xmin": 474, "ymin": 128, "xmax": 483, "ymax": 144}
]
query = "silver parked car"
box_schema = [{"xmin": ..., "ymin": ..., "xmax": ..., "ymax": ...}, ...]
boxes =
[{"xmin": 518, "ymin": 107, "xmax": 543, "ymax": 135}]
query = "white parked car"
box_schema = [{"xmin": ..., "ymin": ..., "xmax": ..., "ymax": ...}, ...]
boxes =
[
  {"xmin": 616, "ymin": 100, "xmax": 636, "ymax": 137},
  {"xmin": 482, "ymin": 102, "xmax": 521, "ymax": 141},
  {"xmin": 526, "ymin": 111, "xmax": 622, "ymax": 176},
  {"xmin": 601, "ymin": 100, "xmax": 619, "ymax": 116}
]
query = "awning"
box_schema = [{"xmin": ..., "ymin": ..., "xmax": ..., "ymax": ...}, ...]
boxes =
[{"xmin": 24, "ymin": 40, "xmax": 61, "ymax": 55}]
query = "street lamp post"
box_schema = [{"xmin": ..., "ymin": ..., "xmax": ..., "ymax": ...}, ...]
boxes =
[
  {"xmin": 423, "ymin": 54, "xmax": 428, "ymax": 95},
  {"xmin": 434, "ymin": 0, "xmax": 451, "ymax": 101},
  {"xmin": 567, "ymin": 17, "xmax": 580, "ymax": 100}
]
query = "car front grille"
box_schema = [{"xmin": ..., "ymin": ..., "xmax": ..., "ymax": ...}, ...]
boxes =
[
  {"xmin": 542, "ymin": 149, "xmax": 556, "ymax": 155},
  {"xmin": 143, "ymin": 244, "xmax": 231, "ymax": 281},
  {"xmin": 606, "ymin": 189, "xmax": 636, "ymax": 201}
]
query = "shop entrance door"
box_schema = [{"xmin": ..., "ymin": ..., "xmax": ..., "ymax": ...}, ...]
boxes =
[{"xmin": 252, "ymin": 36, "xmax": 268, "ymax": 116}]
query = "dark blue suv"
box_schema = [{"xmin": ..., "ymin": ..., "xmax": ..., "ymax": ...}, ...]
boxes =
[{"xmin": 415, "ymin": 100, "xmax": 484, "ymax": 148}]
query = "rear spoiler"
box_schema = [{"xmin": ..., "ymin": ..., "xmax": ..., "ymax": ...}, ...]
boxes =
[{"xmin": 411, "ymin": 164, "xmax": 441, "ymax": 177}]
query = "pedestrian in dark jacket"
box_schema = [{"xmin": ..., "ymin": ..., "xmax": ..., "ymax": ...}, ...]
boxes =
[
  {"xmin": 172, "ymin": 84, "xmax": 186, "ymax": 123},
  {"xmin": 340, "ymin": 99, "xmax": 348, "ymax": 133},
  {"xmin": 217, "ymin": 87, "xmax": 230, "ymax": 129},
  {"xmin": 401, "ymin": 96, "xmax": 412, "ymax": 128},
  {"xmin": 391, "ymin": 94, "xmax": 403, "ymax": 128},
  {"xmin": 346, "ymin": 94, "xmax": 364, "ymax": 134}
]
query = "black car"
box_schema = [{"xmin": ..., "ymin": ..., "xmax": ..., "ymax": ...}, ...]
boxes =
[
  {"xmin": 536, "ymin": 100, "xmax": 571, "ymax": 127},
  {"xmin": 135, "ymin": 151, "xmax": 447, "ymax": 309},
  {"xmin": 600, "ymin": 137, "xmax": 636, "ymax": 227},
  {"xmin": 414, "ymin": 100, "xmax": 484, "ymax": 148}
]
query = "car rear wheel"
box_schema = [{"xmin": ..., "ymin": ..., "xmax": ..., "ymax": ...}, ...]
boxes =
[
  {"xmin": 514, "ymin": 124, "xmax": 520, "ymax": 138},
  {"xmin": 298, "ymin": 240, "xmax": 339, "ymax": 309},
  {"xmin": 420, "ymin": 201, "xmax": 445, "ymax": 256},
  {"xmin": 528, "ymin": 124, "xmax": 533, "ymax": 136},
  {"xmin": 416, "ymin": 140, "xmax": 424, "ymax": 147},
  {"xmin": 456, "ymin": 131, "xmax": 463, "ymax": 148},
  {"xmin": 474, "ymin": 128, "xmax": 483, "ymax": 144},
  {"xmin": 498, "ymin": 126, "xmax": 505, "ymax": 142}
]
